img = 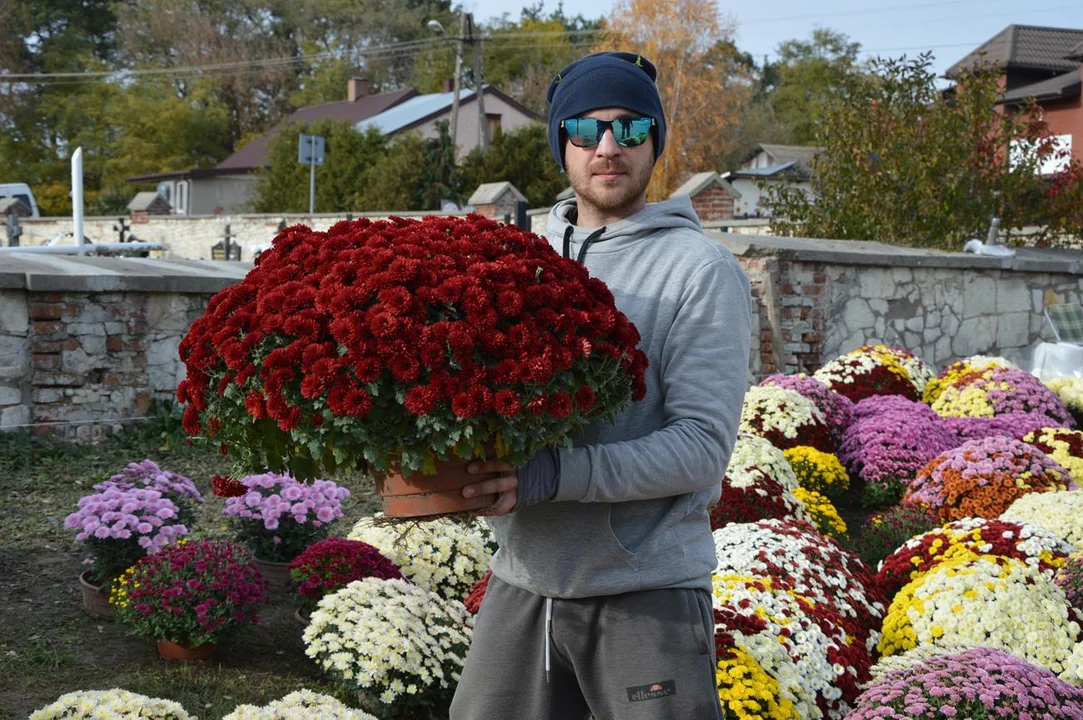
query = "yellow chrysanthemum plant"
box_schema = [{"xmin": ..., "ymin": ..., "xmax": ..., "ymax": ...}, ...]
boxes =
[
  {"xmin": 922, "ymin": 355, "xmax": 1017, "ymax": 404},
  {"xmin": 783, "ymin": 446, "xmax": 850, "ymax": 499},
  {"xmin": 792, "ymin": 487, "xmax": 848, "ymax": 541}
]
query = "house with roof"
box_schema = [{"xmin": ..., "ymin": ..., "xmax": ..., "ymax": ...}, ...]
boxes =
[
  {"xmin": 127, "ymin": 78, "xmax": 539, "ymax": 215},
  {"xmin": 721, "ymin": 144, "xmax": 819, "ymax": 218},
  {"xmin": 947, "ymin": 25, "xmax": 1083, "ymax": 170}
]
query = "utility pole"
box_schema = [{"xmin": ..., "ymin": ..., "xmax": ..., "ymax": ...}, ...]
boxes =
[
  {"xmin": 448, "ymin": 13, "xmax": 468, "ymax": 154},
  {"xmin": 469, "ymin": 14, "xmax": 489, "ymax": 151}
]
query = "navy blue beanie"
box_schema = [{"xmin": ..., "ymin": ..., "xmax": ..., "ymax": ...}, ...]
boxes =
[{"xmin": 546, "ymin": 51, "xmax": 666, "ymax": 170}]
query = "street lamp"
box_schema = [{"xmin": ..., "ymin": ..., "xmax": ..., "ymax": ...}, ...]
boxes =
[{"xmin": 429, "ymin": 18, "xmax": 463, "ymax": 153}]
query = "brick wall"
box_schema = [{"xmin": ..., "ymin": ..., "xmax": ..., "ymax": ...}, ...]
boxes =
[
  {"xmin": 690, "ymin": 186, "xmax": 736, "ymax": 223},
  {"xmin": 20, "ymin": 292, "xmax": 211, "ymax": 440}
]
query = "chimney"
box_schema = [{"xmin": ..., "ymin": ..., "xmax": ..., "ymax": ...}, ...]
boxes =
[
  {"xmin": 443, "ymin": 79, "xmax": 455, "ymax": 93},
  {"xmin": 348, "ymin": 77, "xmax": 371, "ymax": 102}
]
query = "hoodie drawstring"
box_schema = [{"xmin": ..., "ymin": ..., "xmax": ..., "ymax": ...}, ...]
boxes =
[
  {"xmin": 561, "ymin": 225, "xmax": 607, "ymax": 264},
  {"xmin": 544, "ymin": 596, "xmax": 553, "ymax": 683}
]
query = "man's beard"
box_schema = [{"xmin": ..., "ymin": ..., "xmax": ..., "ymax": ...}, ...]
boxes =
[{"xmin": 567, "ymin": 157, "xmax": 653, "ymax": 217}]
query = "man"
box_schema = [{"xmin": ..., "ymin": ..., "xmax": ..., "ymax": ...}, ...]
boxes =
[{"xmin": 451, "ymin": 51, "xmax": 752, "ymax": 719}]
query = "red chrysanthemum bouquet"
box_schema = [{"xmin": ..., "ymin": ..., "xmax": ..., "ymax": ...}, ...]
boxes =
[{"xmin": 177, "ymin": 215, "xmax": 647, "ymax": 505}]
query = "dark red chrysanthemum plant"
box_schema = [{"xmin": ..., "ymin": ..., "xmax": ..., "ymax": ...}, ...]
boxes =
[{"xmin": 177, "ymin": 215, "xmax": 647, "ymax": 478}]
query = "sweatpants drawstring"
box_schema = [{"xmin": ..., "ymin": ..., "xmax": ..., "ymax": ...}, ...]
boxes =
[{"xmin": 544, "ymin": 597, "xmax": 553, "ymax": 683}]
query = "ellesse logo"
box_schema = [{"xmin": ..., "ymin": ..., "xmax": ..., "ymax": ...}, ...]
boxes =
[{"xmin": 626, "ymin": 679, "xmax": 676, "ymax": 702}]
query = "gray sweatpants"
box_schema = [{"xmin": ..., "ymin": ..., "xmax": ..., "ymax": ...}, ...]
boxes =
[{"xmin": 450, "ymin": 575, "xmax": 722, "ymax": 720}]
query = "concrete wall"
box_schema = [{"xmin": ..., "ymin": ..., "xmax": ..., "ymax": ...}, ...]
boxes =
[
  {"xmin": 1, "ymin": 237, "xmax": 1081, "ymax": 438},
  {"xmin": 16, "ymin": 211, "xmax": 465, "ymax": 262}
]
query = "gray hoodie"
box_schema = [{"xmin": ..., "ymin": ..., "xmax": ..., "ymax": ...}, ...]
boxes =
[{"xmin": 488, "ymin": 196, "xmax": 752, "ymax": 598}]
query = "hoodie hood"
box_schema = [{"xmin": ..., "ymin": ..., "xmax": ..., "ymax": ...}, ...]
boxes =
[{"xmin": 545, "ymin": 196, "xmax": 703, "ymax": 261}]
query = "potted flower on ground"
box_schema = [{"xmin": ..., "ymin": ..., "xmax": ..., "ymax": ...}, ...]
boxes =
[
  {"xmin": 176, "ymin": 215, "xmax": 648, "ymax": 518},
  {"xmin": 64, "ymin": 485, "xmax": 189, "ymax": 616},
  {"xmin": 222, "ymin": 472, "xmax": 350, "ymax": 586},
  {"xmin": 29, "ymin": 689, "xmax": 194, "ymax": 719},
  {"xmin": 111, "ymin": 539, "xmax": 265, "ymax": 661},
  {"xmin": 289, "ymin": 537, "xmax": 404, "ymax": 622},
  {"xmin": 93, "ymin": 458, "xmax": 205, "ymax": 526}
]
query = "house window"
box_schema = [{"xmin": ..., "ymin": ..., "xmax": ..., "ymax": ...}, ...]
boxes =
[
  {"xmin": 486, "ymin": 113, "xmax": 502, "ymax": 139},
  {"xmin": 175, "ymin": 181, "xmax": 188, "ymax": 215}
]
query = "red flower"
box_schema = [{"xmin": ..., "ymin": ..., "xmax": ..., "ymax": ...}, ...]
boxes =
[
  {"xmin": 549, "ymin": 392, "xmax": 572, "ymax": 418},
  {"xmin": 212, "ymin": 475, "xmax": 247, "ymax": 498},
  {"xmin": 573, "ymin": 386, "xmax": 596, "ymax": 412},
  {"xmin": 493, "ymin": 390, "xmax": 521, "ymax": 417},
  {"xmin": 404, "ymin": 385, "xmax": 439, "ymax": 416},
  {"xmin": 244, "ymin": 393, "xmax": 266, "ymax": 419},
  {"xmin": 452, "ymin": 391, "xmax": 479, "ymax": 418}
]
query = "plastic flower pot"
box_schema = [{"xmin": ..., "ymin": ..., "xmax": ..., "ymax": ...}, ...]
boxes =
[
  {"xmin": 373, "ymin": 457, "xmax": 500, "ymax": 518},
  {"xmin": 78, "ymin": 571, "xmax": 113, "ymax": 618},
  {"xmin": 157, "ymin": 639, "xmax": 214, "ymax": 662},
  {"xmin": 253, "ymin": 557, "xmax": 293, "ymax": 588}
]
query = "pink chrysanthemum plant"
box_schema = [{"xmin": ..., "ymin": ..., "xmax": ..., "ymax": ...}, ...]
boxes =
[
  {"xmin": 64, "ymin": 486, "xmax": 189, "ymax": 587},
  {"xmin": 222, "ymin": 472, "xmax": 351, "ymax": 563}
]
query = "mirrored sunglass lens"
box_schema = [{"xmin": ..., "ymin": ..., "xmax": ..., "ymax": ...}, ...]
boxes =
[
  {"xmin": 565, "ymin": 119, "xmax": 601, "ymax": 147},
  {"xmin": 615, "ymin": 119, "xmax": 652, "ymax": 147}
]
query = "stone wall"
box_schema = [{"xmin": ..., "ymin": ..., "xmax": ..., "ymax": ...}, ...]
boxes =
[
  {"xmin": 1, "ymin": 237, "xmax": 1081, "ymax": 438},
  {"xmin": 0, "ymin": 257, "xmax": 246, "ymax": 439},
  {"xmin": 713, "ymin": 233, "xmax": 1081, "ymax": 377}
]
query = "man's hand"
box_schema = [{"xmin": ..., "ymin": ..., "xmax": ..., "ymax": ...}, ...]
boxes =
[{"xmin": 463, "ymin": 460, "xmax": 518, "ymax": 516}]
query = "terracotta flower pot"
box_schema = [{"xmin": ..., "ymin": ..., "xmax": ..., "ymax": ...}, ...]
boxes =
[
  {"xmin": 294, "ymin": 607, "xmax": 310, "ymax": 627},
  {"xmin": 253, "ymin": 557, "xmax": 293, "ymax": 588},
  {"xmin": 78, "ymin": 571, "xmax": 113, "ymax": 618},
  {"xmin": 374, "ymin": 457, "xmax": 501, "ymax": 518},
  {"xmin": 157, "ymin": 639, "xmax": 214, "ymax": 662}
]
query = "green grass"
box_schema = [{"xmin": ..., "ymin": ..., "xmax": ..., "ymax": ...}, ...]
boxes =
[{"xmin": 0, "ymin": 405, "xmax": 382, "ymax": 718}]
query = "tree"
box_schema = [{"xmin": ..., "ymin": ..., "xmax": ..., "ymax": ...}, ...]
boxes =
[
  {"xmin": 461, "ymin": 123, "xmax": 567, "ymax": 206},
  {"xmin": 355, "ymin": 121, "xmax": 463, "ymax": 211},
  {"xmin": 591, "ymin": 0, "xmax": 753, "ymax": 200},
  {"xmin": 769, "ymin": 29, "xmax": 866, "ymax": 145},
  {"xmin": 251, "ymin": 120, "xmax": 388, "ymax": 213},
  {"xmin": 763, "ymin": 54, "xmax": 1083, "ymax": 248},
  {"xmin": 411, "ymin": 4, "xmax": 603, "ymax": 116}
]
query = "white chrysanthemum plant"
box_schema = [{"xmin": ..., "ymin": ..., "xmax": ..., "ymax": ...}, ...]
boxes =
[
  {"xmin": 738, "ymin": 385, "xmax": 833, "ymax": 452},
  {"xmin": 879, "ymin": 554, "xmax": 1081, "ymax": 679},
  {"xmin": 303, "ymin": 578, "xmax": 472, "ymax": 716},
  {"xmin": 30, "ymin": 689, "xmax": 192, "ymax": 720},
  {"xmin": 713, "ymin": 519, "xmax": 887, "ymax": 654},
  {"xmin": 348, "ymin": 514, "xmax": 495, "ymax": 600},
  {"xmin": 1002, "ymin": 490, "xmax": 1083, "ymax": 550},
  {"xmin": 713, "ymin": 573, "xmax": 844, "ymax": 719},
  {"xmin": 1046, "ymin": 376, "xmax": 1083, "ymax": 413},
  {"xmin": 222, "ymin": 689, "xmax": 377, "ymax": 720},
  {"xmin": 724, "ymin": 433, "xmax": 809, "ymax": 522}
]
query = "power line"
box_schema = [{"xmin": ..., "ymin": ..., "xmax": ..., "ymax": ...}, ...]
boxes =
[{"xmin": 0, "ymin": 36, "xmax": 448, "ymax": 82}]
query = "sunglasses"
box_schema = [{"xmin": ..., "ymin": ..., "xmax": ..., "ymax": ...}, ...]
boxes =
[{"xmin": 561, "ymin": 117, "xmax": 655, "ymax": 148}]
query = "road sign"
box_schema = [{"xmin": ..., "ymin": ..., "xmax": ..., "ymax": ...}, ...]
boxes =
[{"xmin": 299, "ymin": 134, "xmax": 326, "ymax": 166}]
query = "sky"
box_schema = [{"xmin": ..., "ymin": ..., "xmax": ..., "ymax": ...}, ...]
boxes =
[{"xmin": 459, "ymin": 0, "xmax": 1083, "ymax": 77}]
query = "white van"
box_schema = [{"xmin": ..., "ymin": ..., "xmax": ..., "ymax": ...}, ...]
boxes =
[{"xmin": 0, "ymin": 183, "xmax": 41, "ymax": 218}]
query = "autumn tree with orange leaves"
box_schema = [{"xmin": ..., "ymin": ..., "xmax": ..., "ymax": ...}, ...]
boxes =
[{"xmin": 592, "ymin": 0, "xmax": 752, "ymax": 200}]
